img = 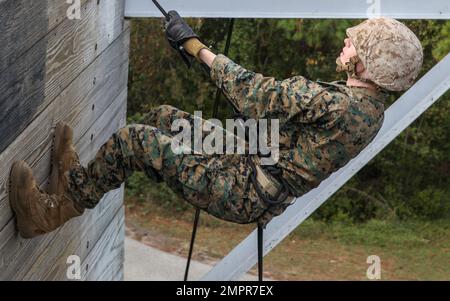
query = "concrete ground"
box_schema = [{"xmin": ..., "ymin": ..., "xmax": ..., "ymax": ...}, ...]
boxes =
[{"xmin": 124, "ymin": 237, "xmax": 259, "ymax": 281}]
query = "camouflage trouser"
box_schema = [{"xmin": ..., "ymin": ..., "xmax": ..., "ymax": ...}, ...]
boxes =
[{"xmin": 67, "ymin": 105, "xmax": 291, "ymax": 226}]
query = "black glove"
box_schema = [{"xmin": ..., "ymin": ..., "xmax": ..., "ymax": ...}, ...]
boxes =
[
  {"xmin": 165, "ymin": 10, "xmax": 198, "ymax": 52},
  {"xmin": 164, "ymin": 11, "xmax": 210, "ymax": 69}
]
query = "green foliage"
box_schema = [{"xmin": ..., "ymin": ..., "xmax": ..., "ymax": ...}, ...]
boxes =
[
  {"xmin": 293, "ymin": 218, "xmax": 450, "ymax": 248},
  {"xmin": 127, "ymin": 18, "xmax": 450, "ymax": 223}
]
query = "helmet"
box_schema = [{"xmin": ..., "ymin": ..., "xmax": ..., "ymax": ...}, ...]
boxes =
[{"xmin": 345, "ymin": 17, "xmax": 423, "ymax": 91}]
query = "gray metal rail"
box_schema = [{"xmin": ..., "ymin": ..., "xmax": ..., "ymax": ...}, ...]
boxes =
[{"xmin": 125, "ymin": 0, "xmax": 450, "ymax": 19}]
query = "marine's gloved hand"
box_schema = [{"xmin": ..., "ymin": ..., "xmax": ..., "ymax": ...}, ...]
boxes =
[{"xmin": 165, "ymin": 10, "xmax": 208, "ymax": 59}]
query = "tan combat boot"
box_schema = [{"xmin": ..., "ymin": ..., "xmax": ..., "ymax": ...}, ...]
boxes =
[
  {"xmin": 9, "ymin": 161, "xmax": 84, "ymax": 239},
  {"xmin": 48, "ymin": 122, "xmax": 80, "ymax": 195}
]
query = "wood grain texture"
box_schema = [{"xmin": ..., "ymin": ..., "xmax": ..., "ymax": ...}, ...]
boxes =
[
  {"xmin": 0, "ymin": 86, "xmax": 128, "ymax": 279},
  {"xmin": 0, "ymin": 0, "xmax": 129, "ymax": 280},
  {"xmin": 0, "ymin": 0, "xmax": 90, "ymax": 72},
  {"xmin": 0, "ymin": 29, "xmax": 130, "ymax": 229},
  {"xmin": 0, "ymin": 0, "xmax": 125, "ymax": 153},
  {"xmin": 83, "ymin": 206, "xmax": 125, "ymax": 281},
  {"xmin": 0, "ymin": 189, "xmax": 124, "ymax": 280}
]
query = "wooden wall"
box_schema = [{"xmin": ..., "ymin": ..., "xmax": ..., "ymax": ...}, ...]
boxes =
[{"xmin": 0, "ymin": 0, "xmax": 129, "ymax": 280}]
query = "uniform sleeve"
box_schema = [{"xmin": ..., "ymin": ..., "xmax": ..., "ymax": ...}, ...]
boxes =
[{"xmin": 210, "ymin": 54, "xmax": 329, "ymax": 125}]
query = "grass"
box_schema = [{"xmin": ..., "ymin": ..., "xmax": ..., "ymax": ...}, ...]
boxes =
[{"xmin": 125, "ymin": 182, "xmax": 450, "ymax": 280}]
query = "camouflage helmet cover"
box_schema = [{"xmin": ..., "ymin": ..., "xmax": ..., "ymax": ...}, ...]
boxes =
[{"xmin": 346, "ymin": 17, "xmax": 423, "ymax": 91}]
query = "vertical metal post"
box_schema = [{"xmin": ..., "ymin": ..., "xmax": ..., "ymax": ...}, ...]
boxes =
[
  {"xmin": 184, "ymin": 208, "xmax": 201, "ymax": 281},
  {"xmin": 257, "ymin": 223, "xmax": 264, "ymax": 281}
]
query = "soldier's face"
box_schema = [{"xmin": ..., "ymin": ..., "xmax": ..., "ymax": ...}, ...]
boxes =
[
  {"xmin": 339, "ymin": 38, "xmax": 358, "ymax": 65},
  {"xmin": 339, "ymin": 37, "xmax": 366, "ymax": 75}
]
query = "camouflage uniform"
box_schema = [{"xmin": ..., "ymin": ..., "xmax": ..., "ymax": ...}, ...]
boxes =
[{"xmin": 66, "ymin": 54, "xmax": 388, "ymax": 227}]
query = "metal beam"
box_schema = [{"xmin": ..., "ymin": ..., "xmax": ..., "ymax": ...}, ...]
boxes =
[
  {"xmin": 201, "ymin": 53, "xmax": 450, "ymax": 280},
  {"xmin": 125, "ymin": 0, "xmax": 450, "ymax": 19}
]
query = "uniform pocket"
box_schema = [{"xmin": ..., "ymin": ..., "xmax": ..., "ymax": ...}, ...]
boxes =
[
  {"xmin": 204, "ymin": 156, "xmax": 254, "ymax": 224},
  {"xmin": 177, "ymin": 155, "xmax": 210, "ymax": 208}
]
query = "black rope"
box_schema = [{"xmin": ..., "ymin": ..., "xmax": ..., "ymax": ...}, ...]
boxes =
[
  {"xmin": 152, "ymin": 0, "xmax": 170, "ymax": 20},
  {"xmin": 257, "ymin": 223, "xmax": 264, "ymax": 281},
  {"xmin": 184, "ymin": 18, "xmax": 235, "ymax": 282},
  {"xmin": 183, "ymin": 208, "xmax": 201, "ymax": 281},
  {"xmin": 212, "ymin": 18, "xmax": 235, "ymax": 117}
]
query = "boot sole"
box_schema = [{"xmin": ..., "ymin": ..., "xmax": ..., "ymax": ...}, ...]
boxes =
[
  {"xmin": 9, "ymin": 161, "xmax": 37, "ymax": 239},
  {"xmin": 48, "ymin": 123, "xmax": 68, "ymax": 195}
]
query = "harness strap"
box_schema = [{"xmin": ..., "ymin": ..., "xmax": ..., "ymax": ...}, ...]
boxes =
[{"xmin": 248, "ymin": 157, "xmax": 294, "ymax": 207}]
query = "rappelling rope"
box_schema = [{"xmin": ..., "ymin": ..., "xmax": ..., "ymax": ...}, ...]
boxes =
[{"xmin": 184, "ymin": 18, "xmax": 236, "ymax": 281}]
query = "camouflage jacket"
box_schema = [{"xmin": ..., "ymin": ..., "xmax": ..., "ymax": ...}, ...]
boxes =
[{"xmin": 211, "ymin": 54, "xmax": 388, "ymax": 196}]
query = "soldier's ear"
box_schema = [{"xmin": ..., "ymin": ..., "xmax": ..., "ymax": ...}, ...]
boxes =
[{"xmin": 356, "ymin": 60, "xmax": 366, "ymax": 76}]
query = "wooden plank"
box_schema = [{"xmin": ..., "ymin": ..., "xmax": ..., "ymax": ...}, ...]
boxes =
[
  {"xmin": 83, "ymin": 206, "xmax": 125, "ymax": 281},
  {"xmin": 0, "ymin": 28, "xmax": 130, "ymax": 229},
  {"xmin": 0, "ymin": 0, "xmax": 126, "ymax": 153},
  {"xmin": 44, "ymin": 190, "xmax": 125, "ymax": 281},
  {"xmin": 39, "ymin": 94, "xmax": 128, "ymax": 281},
  {"xmin": 0, "ymin": 0, "xmax": 128, "ymax": 281},
  {"xmin": 0, "ymin": 189, "xmax": 123, "ymax": 280},
  {"xmin": 0, "ymin": 0, "xmax": 89, "ymax": 72},
  {"xmin": 111, "ymin": 264, "xmax": 125, "ymax": 281},
  {"xmin": 0, "ymin": 88, "xmax": 128, "ymax": 280},
  {"xmin": 76, "ymin": 90, "xmax": 129, "ymax": 166}
]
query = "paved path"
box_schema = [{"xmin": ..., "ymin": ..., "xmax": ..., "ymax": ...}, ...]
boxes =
[{"xmin": 124, "ymin": 237, "xmax": 259, "ymax": 281}]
